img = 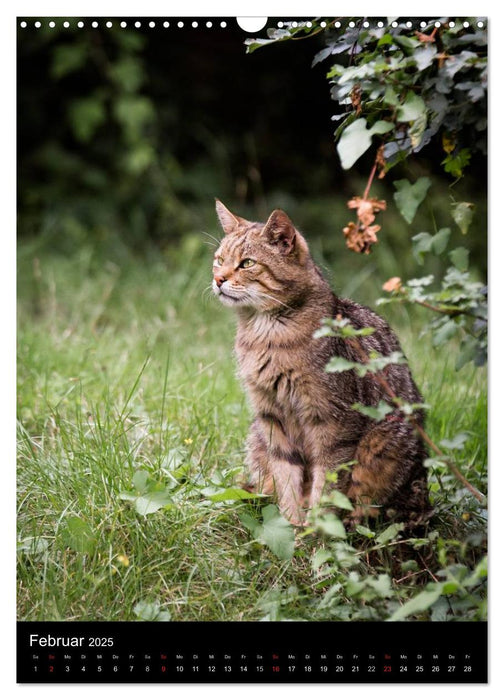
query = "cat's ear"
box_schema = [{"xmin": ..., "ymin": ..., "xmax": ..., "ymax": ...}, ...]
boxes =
[
  {"xmin": 215, "ymin": 199, "xmax": 242, "ymax": 235},
  {"xmin": 262, "ymin": 209, "xmax": 297, "ymax": 255}
]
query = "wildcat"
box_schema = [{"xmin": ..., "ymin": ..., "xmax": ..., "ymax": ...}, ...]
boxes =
[{"xmin": 212, "ymin": 200, "xmax": 430, "ymax": 526}]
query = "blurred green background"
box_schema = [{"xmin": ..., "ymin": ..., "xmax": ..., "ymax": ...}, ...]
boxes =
[{"xmin": 17, "ymin": 18, "xmax": 487, "ymax": 299}]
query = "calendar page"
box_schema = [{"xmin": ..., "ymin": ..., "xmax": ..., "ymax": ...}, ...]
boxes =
[{"xmin": 16, "ymin": 15, "xmax": 488, "ymax": 684}]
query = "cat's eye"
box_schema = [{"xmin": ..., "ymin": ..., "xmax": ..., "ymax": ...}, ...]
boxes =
[
  {"xmin": 240, "ymin": 258, "xmax": 256, "ymax": 269},
  {"xmin": 215, "ymin": 255, "xmax": 224, "ymax": 266}
]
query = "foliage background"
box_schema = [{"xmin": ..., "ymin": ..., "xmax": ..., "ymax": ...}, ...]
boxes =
[
  {"xmin": 17, "ymin": 17, "xmax": 487, "ymax": 623},
  {"xmin": 18, "ymin": 18, "xmax": 487, "ymax": 278}
]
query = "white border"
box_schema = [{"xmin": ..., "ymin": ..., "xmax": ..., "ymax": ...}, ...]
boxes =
[{"xmin": 4, "ymin": 3, "xmax": 501, "ymax": 698}]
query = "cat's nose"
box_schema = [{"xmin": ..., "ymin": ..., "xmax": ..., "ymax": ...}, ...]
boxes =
[{"xmin": 214, "ymin": 274, "xmax": 226, "ymax": 288}]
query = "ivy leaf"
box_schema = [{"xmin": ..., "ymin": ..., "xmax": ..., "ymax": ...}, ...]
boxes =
[
  {"xmin": 413, "ymin": 43, "xmax": 437, "ymax": 71},
  {"xmin": 412, "ymin": 232, "xmax": 433, "ymax": 264},
  {"xmin": 383, "ymin": 85, "xmax": 400, "ymax": 106},
  {"xmin": 431, "ymin": 227, "xmax": 451, "ymax": 255},
  {"xmin": 449, "ymin": 247, "xmax": 469, "ymax": 272},
  {"xmin": 393, "ymin": 177, "xmax": 431, "ymax": 223},
  {"xmin": 337, "ymin": 119, "xmax": 372, "ymax": 170},
  {"xmin": 370, "ymin": 120, "xmax": 395, "ymax": 136},
  {"xmin": 451, "ymin": 202, "xmax": 475, "ymax": 234},
  {"xmin": 396, "ymin": 92, "xmax": 427, "ymax": 122},
  {"xmin": 442, "ymin": 149, "xmax": 472, "ymax": 178}
]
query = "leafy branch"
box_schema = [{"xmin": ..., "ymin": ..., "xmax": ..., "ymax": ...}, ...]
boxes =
[{"xmin": 317, "ymin": 317, "xmax": 486, "ymax": 504}]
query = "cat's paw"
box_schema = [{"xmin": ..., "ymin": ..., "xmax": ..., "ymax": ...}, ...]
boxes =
[{"xmin": 344, "ymin": 505, "xmax": 380, "ymax": 530}]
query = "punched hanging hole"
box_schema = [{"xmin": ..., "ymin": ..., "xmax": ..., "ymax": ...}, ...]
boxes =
[{"xmin": 236, "ymin": 17, "xmax": 268, "ymax": 32}]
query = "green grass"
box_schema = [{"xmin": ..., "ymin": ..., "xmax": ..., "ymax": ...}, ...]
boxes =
[{"xmin": 17, "ymin": 240, "xmax": 487, "ymax": 622}]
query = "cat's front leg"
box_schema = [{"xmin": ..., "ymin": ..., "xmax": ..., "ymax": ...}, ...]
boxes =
[
  {"xmin": 245, "ymin": 415, "xmax": 305, "ymax": 525},
  {"xmin": 305, "ymin": 428, "xmax": 358, "ymax": 512}
]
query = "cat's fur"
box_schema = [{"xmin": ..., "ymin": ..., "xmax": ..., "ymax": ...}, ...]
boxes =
[{"xmin": 212, "ymin": 200, "xmax": 430, "ymax": 526}]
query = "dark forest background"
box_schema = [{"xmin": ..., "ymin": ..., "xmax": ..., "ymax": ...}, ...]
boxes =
[{"xmin": 17, "ymin": 18, "xmax": 487, "ymax": 287}]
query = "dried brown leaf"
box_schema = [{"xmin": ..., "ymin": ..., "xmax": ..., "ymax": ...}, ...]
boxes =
[{"xmin": 382, "ymin": 276, "xmax": 403, "ymax": 293}]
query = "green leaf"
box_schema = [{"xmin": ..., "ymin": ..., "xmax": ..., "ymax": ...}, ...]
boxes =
[
  {"xmin": 369, "ymin": 574, "xmax": 393, "ymax": 597},
  {"xmin": 260, "ymin": 504, "xmax": 295, "ymax": 560},
  {"xmin": 132, "ymin": 470, "xmax": 149, "ymax": 492},
  {"xmin": 412, "ymin": 232, "xmax": 433, "ymax": 265},
  {"xmin": 388, "ymin": 586, "xmax": 443, "ymax": 621},
  {"xmin": 394, "ymin": 35, "xmax": 420, "ymax": 51},
  {"xmin": 17, "ymin": 536, "xmax": 50, "ymax": 561},
  {"xmin": 52, "ymin": 43, "xmax": 87, "ymax": 79},
  {"xmin": 449, "ymin": 247, "xmax": 469, "ymax": 272},
  {"xmin": 355, "ymin": 524, "xmax": 375, "ymax": 538},
  {"xmin": 442, "ymin": 149, "xmax": 472, "ymax": 178},
  {"xmin": 240, "ymin": 506, "xmax": 294, "ymax": 559},
  {"xmin": 451, "ymin": 202, "xmax": 475, "ymax": 234},
  {"xmin": 431, "ymin": 227, "xmax": 451, "ymax": 255},
  {"xmin": 377, "ymin": 33, "xmax": 394, "ymax": 47},
  {"xmin": 133, "ymin": 600, "xmax": 171, "ymax": 621},
  {"xmin": 62, "ymin": 516, "xmax": 97, "ymax": 555},
  {"xmin": 432, "ymin": 319, "xmax": 459, "ymax": 346},
  {"xmin": 397, "ymin": 91, "xmax": 427, "ymax": 122},
  {"xmin": 325, "ymin": 357, "xmax": 358, "ymax": 373},
  {"xmin": 439, "ymin": 432, "xmax": 469, "ymax": 450},
  {"xmin": 413, "ymin": 43, "xmax": 437, "ymax": 71},
  {"xmin": 393, "ymin": 177, "xmax": 431, "ymax": 223},
  {"xmin": 239, "ymin": 511, "xmax": 261, "ymax": 538},
  {"xmin": 311, "ymin": 548, "xmax": 333, "ymax": 571},
  {"xmin": 108, "ymin": 57, "xmax": 145, "ymax": 92},
  {"xmin": 316, "ymin": 513, "xmax": 346, "ymax": 538},
  {"xmin": 383, "ymin": 85, "xmax": 400, "ymax": 106},
  {"xmin": 375, "ymin": 522, "xmax": 404, "ymax": 545},
  {"xmin": 206, "ymin": 487, "xmax": 266, "ymax": 502},
  {"xmin": 68, "ymin": 96, "xmax": 106, "ymax": 143},
  {"xmin": 370, "ymin": 120, "xmax": 395, "ymax": 136},
  {"xmin": 120, "ymin": 470, "xmax": 174, "ymax": 516},
  {"xmin": 337, "ymin": 118, "xmax": 372, "ymax": 170},
  {"xmin": 463, "ymin": 556, "xmax": 488, "ymax": 586},
  {"xmin": 132, "ymin": 491, "xmax": 174, "ymax": 516},
  {"xmin": 351, "ymin": 400, "xmax": 394, "ymax": 421},
  {"xmin": 325, "ymin": 490, "xmax": 354, "ymax": 511},
  {"xmin": 113, "ymin": 96, "xmax": 155, "ymax": 140}
]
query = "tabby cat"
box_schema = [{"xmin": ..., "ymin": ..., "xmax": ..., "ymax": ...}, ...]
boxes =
[{"xmin": 212, "ymin": 200, "xmax": 430, "ymax": 526}]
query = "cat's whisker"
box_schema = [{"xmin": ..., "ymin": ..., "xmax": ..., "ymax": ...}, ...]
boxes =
[
  {"xmin": 253, "ymin": 289, "xmax": 294, "ymax": 311},
  {"xmin": 201, "ymin": 230, "xmax": 222, "ymax": 247},
  {"xmin": 201, "ymin": 284, "xmax": 216, "ymax": 303}
]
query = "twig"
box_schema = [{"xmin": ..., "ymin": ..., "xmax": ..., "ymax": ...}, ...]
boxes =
[{"xmin": 362, "ymin": 161, "xmax": 378, "ymax": 201}]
